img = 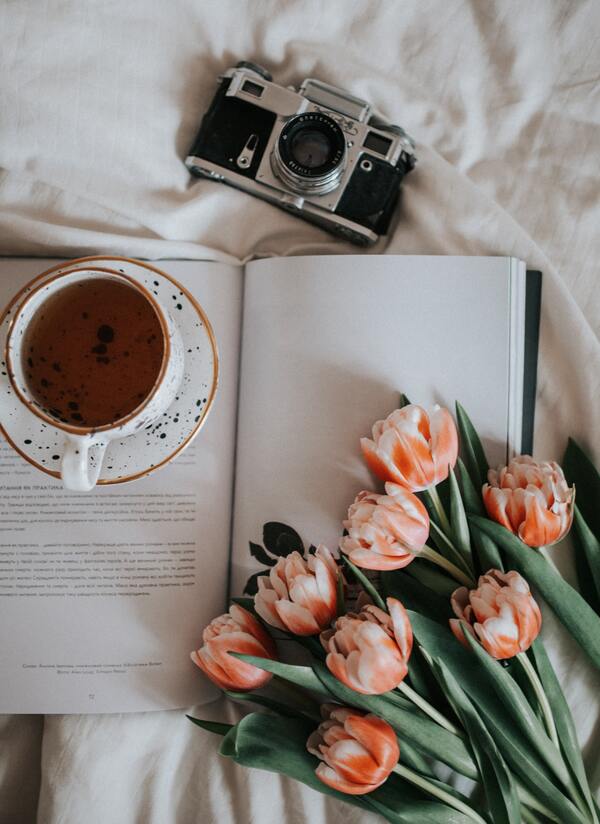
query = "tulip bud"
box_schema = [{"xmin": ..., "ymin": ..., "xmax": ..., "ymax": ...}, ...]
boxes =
[
  {"xmin": 361, "ymin": 404, "xmax": 458, "ymax": 492},
  {"xmin": 254, "ymin": 545, "xmax": 339, "ymax": 636},
  {"xmin": 321, "ymin": 597, "xmax": 413, "ymax": 694},
  {"xmin": 449, "ymin": 570, "xmax": 541, "ymax": 660},
  {"xmin": 340, "ymin": 483, "xmax": 429, "ymax": 570},
  {"xmin": 191, "ymin": 604, "xmax": 276, "ymax": 691},
  {"xmin": 307, "ymin": 704, "xmax": 399, "ymax": 795},
  {"xmin": 483, "ymin": 455, "xmax": 574, "ymax": 547}
]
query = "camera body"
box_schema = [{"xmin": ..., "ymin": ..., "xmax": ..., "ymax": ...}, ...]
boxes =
[{"xmin": 185, "ymin": 62, "xmax": 416, "ymax": 245}]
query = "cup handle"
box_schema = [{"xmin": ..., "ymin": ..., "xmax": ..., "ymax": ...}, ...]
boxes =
[{"xmin": 61, "ymin": 434, "xmax": 108, "ymax": 492}]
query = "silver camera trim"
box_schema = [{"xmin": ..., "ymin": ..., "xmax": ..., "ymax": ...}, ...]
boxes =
[{"xmin": 186, "ymin": 65, "xmax": 416, "ymax": 242}]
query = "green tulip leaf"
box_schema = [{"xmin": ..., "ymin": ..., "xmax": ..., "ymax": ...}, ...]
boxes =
[
  {"xmin": 468, "ymin": 515, "xmax": 600, "ymax": 672},
  {"xmin": 563, "ymin": 437, "xmax": 600, "ymax": 536},
  {"xmin": 448, "ymin": 465, "xmax": 473, "ymax": 563},
  {"xmin": 529, "ymin": 640, "xmax": 597, "ymax": 821},
  {"xmin": 455, "ymin": 402, "xmax": 489, "ymax": 490},
  {"xmin": 429, "ymin": 658, "xmax": 521, "ymax": 824},
  {"xmin": 230, "ymin": 596, "xmax": 256, "ymax": 611},
  {"xmin": 382, "ymin": 569, "xmax": 451, "ymax": 625},
  {"xmin": 406, "ymin": 561, "xmax": 457, "ymax": 598},
  {"xmin": 456, "ymin": 458, "xmax": 485, "ymax": 516},
  {"xmin": 427, "ymin": 518, "xmax": 471, "ymax": 573},
  {"xmin": 341, "ymin": 555, "xmax": 386, "ymax": 610},
  {"xmin": 223, "ymin": 690, "xmax": 314, "ymax": 720},
  {"xmin": 311, "ymin": 660, "xmax": 479, "ymax": 781},
  {"xmin": 471, "ymin": 527, "xmax": 504, "ymax": 576},
  {"xmin": 221, "ymin": 713, "xmax": 474, "ymax": 824},
  {"xmin": 231, "ymin": 654, "xmax": 333, "ymax": 701},
  {"xmin": 460, "ymin": 629, "xmax": 569, "ymax": 787},
  {"xmin": 408, "ymin": 612, "xmax": 589, "ymax": 824},
  {"xmin": 573, "ymin": 506, "xmax": 600, "ymax": 604},
  {"xmin": 186, "ymin": 716, "xmax": 233, "ymax": 736}
]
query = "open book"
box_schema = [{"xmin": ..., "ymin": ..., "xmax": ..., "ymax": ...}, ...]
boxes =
[{"xmin": 0, "ymin": 255, "xmax": 541, "ymax": 713}]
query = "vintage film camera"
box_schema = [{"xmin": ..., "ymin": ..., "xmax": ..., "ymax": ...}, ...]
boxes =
[{"xmin": 185, "ymin": 61, "xmax": 416, "ymax": 245}]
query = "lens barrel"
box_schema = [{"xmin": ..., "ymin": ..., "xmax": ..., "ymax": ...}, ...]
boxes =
[{"xmin": 272, "ymin": 112, "xmax": 346, "ymax": 196}]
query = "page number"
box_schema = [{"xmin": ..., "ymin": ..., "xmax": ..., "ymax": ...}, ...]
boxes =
[{"xmin": 88, "ymin": 693, "xmax": 95, "ymax": 700}]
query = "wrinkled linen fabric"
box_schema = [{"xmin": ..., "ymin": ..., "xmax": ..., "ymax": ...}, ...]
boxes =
[{"xmin": 1, "ymin": 1, "xmax": 599, "ymax": 822}]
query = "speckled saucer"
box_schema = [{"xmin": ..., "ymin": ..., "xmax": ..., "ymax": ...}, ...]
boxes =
[{"xmin": 0, "ymin": 256, "xmax": 218, "ymax": 485}]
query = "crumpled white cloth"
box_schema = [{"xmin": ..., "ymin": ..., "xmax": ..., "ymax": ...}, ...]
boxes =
[{"xmin": 1, "ymin": 1, "xmax": 599, "ymax": 822}]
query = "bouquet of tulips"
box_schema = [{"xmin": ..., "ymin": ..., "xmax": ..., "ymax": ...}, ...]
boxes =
[{"xmin": 188, "ymin": 399, "xmax": 600, "ymax": 824}]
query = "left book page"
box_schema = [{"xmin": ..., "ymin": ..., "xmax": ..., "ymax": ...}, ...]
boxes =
[{"xmin": 0, "ymin": 259, "xmax": 242, "ymax": 713}]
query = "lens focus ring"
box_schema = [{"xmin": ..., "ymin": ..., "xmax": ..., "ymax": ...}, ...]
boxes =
[{"xmin": 272, "ymin": 113, "xmax": 346, "ymax": 196}]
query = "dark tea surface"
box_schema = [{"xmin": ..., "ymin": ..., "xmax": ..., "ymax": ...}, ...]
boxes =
[{"xmin": 22, "ymin": 278, "xmax": 164, "ymax": 427}]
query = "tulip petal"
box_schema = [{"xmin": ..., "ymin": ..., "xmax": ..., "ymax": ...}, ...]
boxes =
[
  {"xmin": 387, "ymin": 597, "xmax": 413, "ymax": 660},
  {"xmin": 429, "ymin": 405, "xmax": 459, "ymax": 484},
  {"xmin": 344, "ymin": 713, "xmax": 399, "ymax": 771},
  {"xmin": 314, "ymin": 763, "xmax": 381, "ymax": 795},
  {"xmin": 474, "ymin": 602, "xmax": 520, "ymax": 660},
  {"xmin": 519, "ymin": 495, "xmax": 563, "ymax": 547},
  {"xmin": 254, "ymin": 582, "xmax": 288, "ymax": 632},
  {"xmin": 348, "ymin": 548, "xmax": 414, "ymax": 570},
  {"xmin": 381, "ymin": 426, "xmax": 435, "ymax": 491},
  {"xmin": 275, "ymin": 599, "xmax": 322, "ymax": 635},
  {"xmin": 483, "ymin": 486, "xmax": 515, "ymax": 533},
  {"xmin": 322, "ymin": 739, "xmax": 380, "ymax": 785},
  {"xmin": 228, "ymin": 603, "xmax": 277, "ymax": 655},
  {"xmin": 361, "ymin": 437, "xmax": 406, "ymax": 485}
]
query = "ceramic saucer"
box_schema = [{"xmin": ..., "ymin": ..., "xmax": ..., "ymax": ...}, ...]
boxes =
[{"xmin": 0, "ymin": 256, "xmax": 218, "ymax": 484}]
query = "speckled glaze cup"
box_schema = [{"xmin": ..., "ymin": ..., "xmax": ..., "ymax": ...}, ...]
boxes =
[{"xmin": 5, "ymin": 267, "xmax": 185, "ymax": 492}]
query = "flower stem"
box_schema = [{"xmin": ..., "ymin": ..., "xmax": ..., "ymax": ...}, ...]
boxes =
[
  {"xmin": 393, "ymin": 763, "xmax": 487, "ymax": 824},
  {"xmin": 539, "ymin": 546, "xmax": 561, "ymax": 575},
  {"xmin": 396, "ymin": 680, "xmax": 463, "ymax": 737},
  {"xmin": 516, "ymin": 652, "xmax": 559, "ymax": 748},
  {"xmin": 428, "ymin": 519, "xmax": 474, "ymax": 577},
  {"xmin": 419, "ymin": 545, "xmax": 475, "ymax": 588},
  {"xmin": 427, "ymin": 484, "xmax": 453, "ymax": 536}
]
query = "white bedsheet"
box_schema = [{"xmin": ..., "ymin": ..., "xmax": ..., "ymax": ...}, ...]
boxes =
[{"xmin": 1, "ymin": 2, "xmax": 599, "ymax": 822}]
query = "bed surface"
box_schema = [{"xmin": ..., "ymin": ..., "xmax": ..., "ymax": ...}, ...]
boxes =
[{"xmin": 1, "ymin": 2, "xmax": 599, "ymax": 822}]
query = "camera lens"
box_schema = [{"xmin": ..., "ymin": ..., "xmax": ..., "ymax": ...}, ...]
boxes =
[
  {"xmin": 290, "ymin": 129, "xmax": 332, "ymax": 169},
  {"xmin": 272, "ymin": 113, "xmax": 346, "ymax": 196}
]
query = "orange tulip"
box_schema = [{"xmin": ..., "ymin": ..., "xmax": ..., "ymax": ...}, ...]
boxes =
[
  {"xmin": 321, "ymin": 598, "xmax": 413, "ymax": 694},
  {"xmin": 190, "ymin": 604, "xmax": 277, "ymax": 691},
  {"xmin": 450, "ymin": 570, "xmax": 541, "ymax": 660},
  {"xmin": 361, "ymin": 404, "xmax": 458, "ymax": 492},
  {"xmin": 483, "ymin": 456, "xmax": 574, "ymax": 547},
  {"xmin": 340, "ymin": 483, "xmax": 429, "ymax": 571},
  {"xmin": 254, "ymin": 545, "xmax": 339, "ymax": 636},
  {"xmin": 307, "ymin": 705, "xmax": 399, "ymax": 795}
]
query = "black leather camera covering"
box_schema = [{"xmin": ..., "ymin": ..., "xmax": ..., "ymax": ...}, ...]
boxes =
[
  {"xmin": 335, "ymin": 155, "xmax": 407, "ymax": 234},
  {"xmin": 188, "ymin": 79, "xmax": 276, "ymax": 179}
]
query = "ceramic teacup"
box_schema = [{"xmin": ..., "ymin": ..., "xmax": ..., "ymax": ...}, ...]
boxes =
[{"xmin": 5, "ymin": 267, "xmax": 184, "ymax": 491}]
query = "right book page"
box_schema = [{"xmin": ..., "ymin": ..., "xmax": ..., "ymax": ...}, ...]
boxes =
[{"xmin": 230, "ymin": 254, "xmax": 527, "ymax": 593}]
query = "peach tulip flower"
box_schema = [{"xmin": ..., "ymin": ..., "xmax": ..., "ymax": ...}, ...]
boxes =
[
  {"xmin": 361, "ymin": 404, "xmax": 459, "ymax": 492},
  {"xmin": 191, "ymin": 604, "xmax": 277, "ymax": 691},
  {"xmin": 340, "ymin": 483, "xmax": 429, "ymax": 571},
  {"xmin": 254, "ymin": 545, "xmax": 339, "ymax": 636},
  {"xmin": 450, "ymin": 570, "xmax": 541, "ymax": 660},
  {"xmin": 321, "ymin": 598, "xmax": 413, "ymax": 694},
  {"xmin": 483, "ymin": 455, "xmax": 574, "ymax": 547},
  {"xmin": 307, "ymin": 704, "xmax": 399, "ymax": 795}
]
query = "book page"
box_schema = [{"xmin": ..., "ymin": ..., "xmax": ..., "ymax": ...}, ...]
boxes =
[
  {"xmin": 0, "ymin": 260, "xmax": 242, "ymax": 713},
  {"xmin": 231, "ymin": 254, "xmax": 514, "ymax": 593}
]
